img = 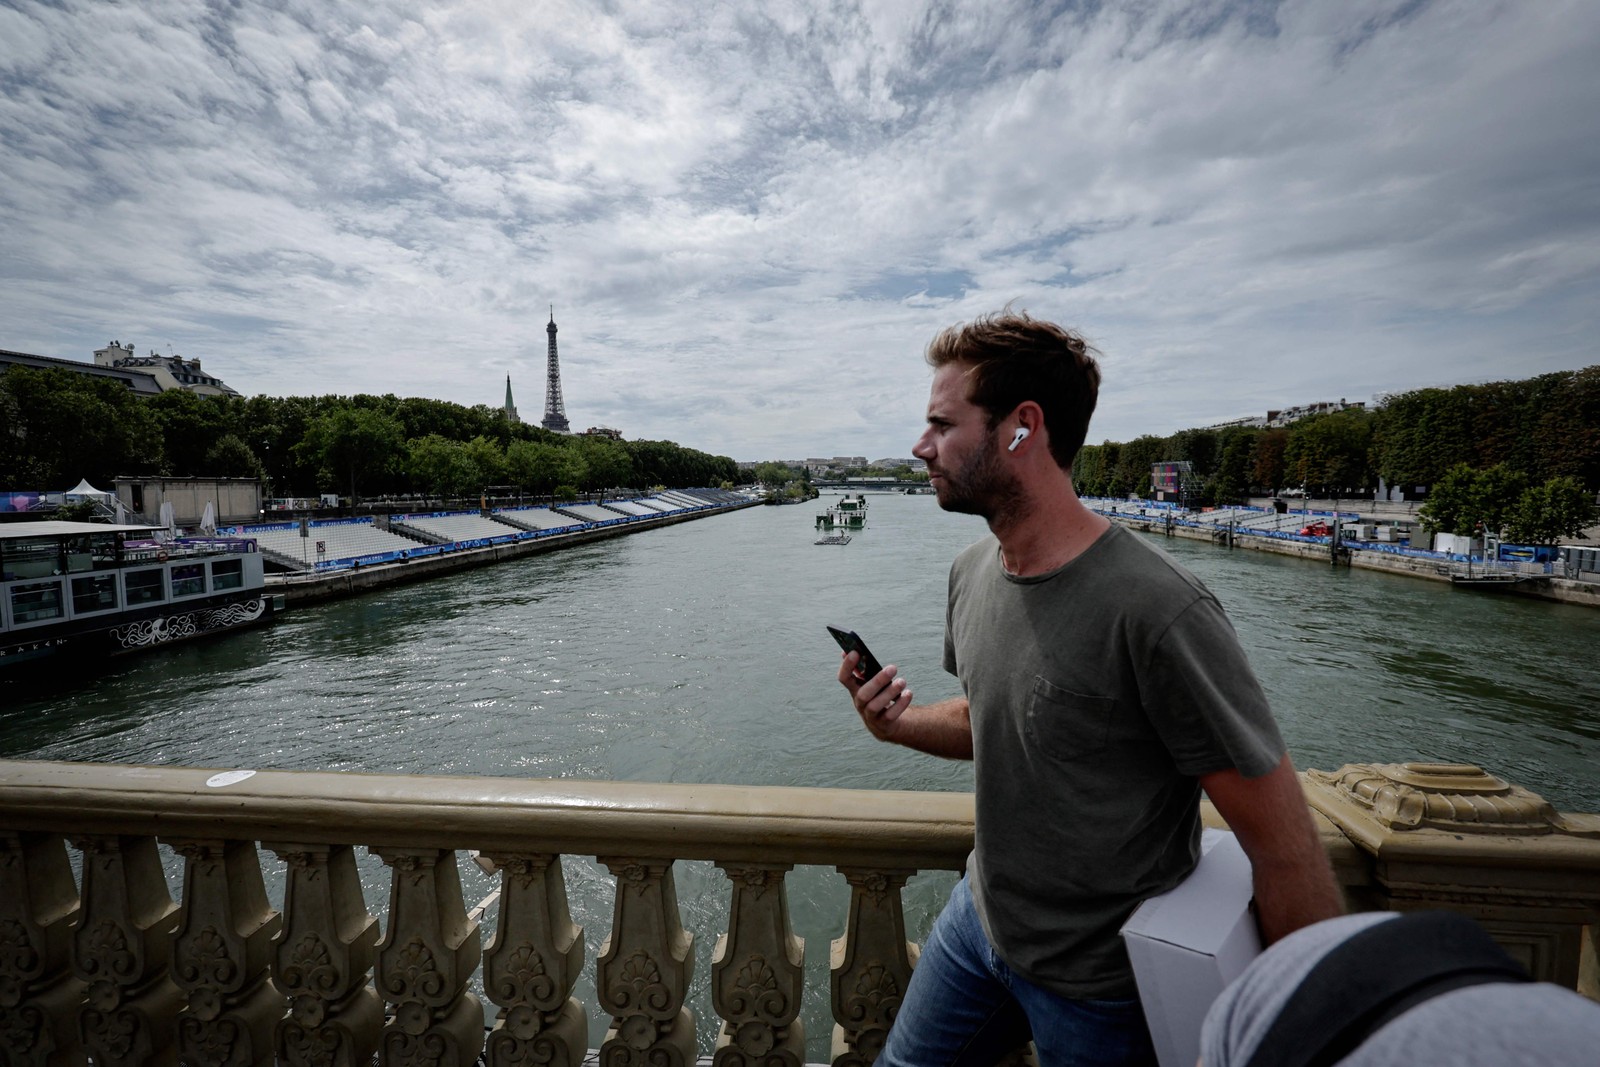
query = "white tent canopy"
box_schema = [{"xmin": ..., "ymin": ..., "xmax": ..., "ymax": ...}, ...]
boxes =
[{"xmin": 65, "ymin": 478, "xmax": 113, "ymax": 500}]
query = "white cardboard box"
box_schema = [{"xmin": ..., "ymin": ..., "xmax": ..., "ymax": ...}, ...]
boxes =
[{"xmin": 1120, "ymin": 829, "xmax": 1262, "ymax": 1067}]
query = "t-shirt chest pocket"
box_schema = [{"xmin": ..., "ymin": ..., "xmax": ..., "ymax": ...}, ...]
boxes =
[{"xmin": 1026, "ymin": 676, "xmax": 1116, "ymax": 763}]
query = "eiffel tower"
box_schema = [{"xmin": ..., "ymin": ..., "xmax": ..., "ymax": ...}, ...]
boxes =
[{"xmin": 541, "ymin": 307, "xmax": 570, "ymax": 433}]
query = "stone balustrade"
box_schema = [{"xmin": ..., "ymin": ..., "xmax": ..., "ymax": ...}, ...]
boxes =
[{"xmin": 0, "ymin": 758, "xmax": 1596, "ymax": 1066}]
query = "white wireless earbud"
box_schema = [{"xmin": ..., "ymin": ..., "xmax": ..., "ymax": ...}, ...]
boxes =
[{"xmin": 1008, "ymin": 427, "xmax": 1030, "ymax": 452}]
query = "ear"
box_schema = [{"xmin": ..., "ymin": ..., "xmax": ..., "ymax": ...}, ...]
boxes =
[{"xmin": 1008, "ymin": 402, "xmax": 1044, "ymax": 450}]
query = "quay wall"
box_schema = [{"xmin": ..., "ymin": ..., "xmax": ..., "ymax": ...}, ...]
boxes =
[
  {"xmin": 1105, "ymin": 512, "xmax": 1600, "ymax": 608},
  {"xmin": 270, "ymin": 500, "xmax": 761, "ymax": 606}
]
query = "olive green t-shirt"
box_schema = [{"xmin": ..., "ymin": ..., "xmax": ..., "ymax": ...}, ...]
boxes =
[{"xmin": 944, "ymin": 523, "xmax": 1285, "ymax": 999}]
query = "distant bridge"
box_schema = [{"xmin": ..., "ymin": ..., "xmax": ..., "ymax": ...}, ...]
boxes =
[{"xmin": 812, "ymin": 480, "xmax": 931, "ymax": 491}]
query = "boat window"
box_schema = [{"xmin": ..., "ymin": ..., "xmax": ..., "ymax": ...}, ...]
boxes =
[
  {"xmin": 10, "ymin": 581, "xmax": 64, "ymax": 624},
  {"xmin": 72, "ymin": 574, "xmax": 119, "ymax": 614},
  {"xmin": 125, "ymin": 568, "xmax": 166, "ymax": 605},
  {"xmin": 91, "ymin": 533, "xmax": 121, "ymax": 568},
  {"xmin": 63, "ymin": 535, "xmax": 94, "ymax": 573},
  {"xmin": 0, "ymin": 537, "xmax": 61, "ymax": 580},
  {"xmin": 172, "ymin": 564, "xmax": 205, "ymax": 598},
  {"xmin": 211, "ymin": 558, "xmax": 244, "ymax": 591}
]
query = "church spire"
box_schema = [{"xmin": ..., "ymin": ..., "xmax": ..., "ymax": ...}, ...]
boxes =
[{"xmin": 504, "ymin": 374, "xmax": 519, "ymax": 423}]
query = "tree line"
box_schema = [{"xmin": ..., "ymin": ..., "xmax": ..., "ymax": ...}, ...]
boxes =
[
  {"xmin": 0, "ymin": 366, "xmax": 739, "ymax": 500},
  {"xmin": 1074, "ymin": 366, "xmax": 1600, "ymax": 500}
]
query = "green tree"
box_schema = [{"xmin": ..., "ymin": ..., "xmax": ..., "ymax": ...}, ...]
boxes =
[
  {"xmin": 462, "ymin": 436, "xmax": 508, "ymax": 489},
  {"xmin": 1206, "ymin": 428, "xmax": 1255, "ymax": 505},
  {"xmin": 0, "ymin": 366, "xmax": 162, "ymax": 486},
  {"xmin": 408, "ymin": 435, "xmax": 475, "ymax": 498},
  {"xmin": 1073, "ymin": 443, "xmax": 1115, "ymax": 498},
  {"xmin": 1284, "ymin": 410, "xmax": 1373, "ymax": 495},
  {"xmin": 506, "ymin": 439, "xmax": 566, "ymax": 493},
  {"xmin": 753, "ymin": 461, "xmax": 795, "ymax": 487},
  {"xmin": 1417, "ymin": 464, "xmax": 1477, "ymax": 536},
  {"xmin": 1418, "ymin": 463, "xmax": 1528, "ymax": 537},
  {"xmin": 148, "ymin": 389, "xmax": 231, "ymax": 476},
  {"xmin": 297, "ymin": 407, "xmax": 404, "ymax": 502},
  {"xmin": 572, "ymin": 436, "xmax": 631, "ymax": 491},
  {"xmin": 204, "ymin": 434, "xmax": 263, "ymax": 479},
  {"xmin": 1110, "ymin": 435, "xmax": 1169, "ymax": 498},
  {"xmin": 1505, "ymin": 477, "xmax": 1599, "ymax": 545},
  {"xmin": 1250, "ymin": 429, "xmax": 1288, "ymax": 492},
  {"xmin": 1168, "ymin": 428, "xmax": 1220, "ymax": 481}
]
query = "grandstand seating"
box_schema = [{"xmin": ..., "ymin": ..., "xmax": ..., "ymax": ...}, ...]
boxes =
[
  {"xmin": 603, "ymin": 500, "xmax": 660, "ymax": 517},
  {"xmin": 229, "ymin": 491, "xmax": 748, "ymax": 572},
  {"xmin": 558, "ymin": 504, "xmax": 627, "ymax": 523},
  {"xmin": 231, "ymin": 519, "xmax": 429, "ymax": 568},
  {"xmin": 495, "ymin": 507, "xmax": 584, "ymax": 532},
  {"xmin": 398, "ymin": 512, "xmax": 522, "ymax": 542}
]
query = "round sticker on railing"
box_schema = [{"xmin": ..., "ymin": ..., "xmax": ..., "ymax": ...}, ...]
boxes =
[{"xmin": 206, "ymin": 770, "xmax": 257, "ymax": 788}]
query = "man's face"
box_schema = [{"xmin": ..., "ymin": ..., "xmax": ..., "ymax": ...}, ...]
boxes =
[{"xmin": 912, "ymin": 363, "xmax": 1021, "ymax": 520}]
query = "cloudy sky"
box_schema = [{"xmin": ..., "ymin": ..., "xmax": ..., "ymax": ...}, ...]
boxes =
[{"xmin": 3, "ymin": 1, "xmax": 1597, "ymax": 462}]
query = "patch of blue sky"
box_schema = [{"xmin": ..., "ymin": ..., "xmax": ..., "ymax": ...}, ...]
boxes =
[{"xmin": 851, "ymin": 269, "xmax": 976, "ymax": 304}]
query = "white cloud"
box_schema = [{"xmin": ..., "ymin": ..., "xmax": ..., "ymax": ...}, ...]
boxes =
[{"xmin": 2, "ymin": 0, "xmax": 1598, "ymax": 460}]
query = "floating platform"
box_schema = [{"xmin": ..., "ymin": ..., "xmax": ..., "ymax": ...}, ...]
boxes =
[
  {"xmin": 1449, "ymin": 573, "xmax": 1547, "ymax": 592},
  {"xmin": 814, "ymin": 533, "xmax": 852, "ymax": 546}
]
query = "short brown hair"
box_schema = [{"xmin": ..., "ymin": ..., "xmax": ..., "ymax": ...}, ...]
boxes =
[{"xmin": 925, "ymin": 310, "xmax": 1101, "ymax": 470}]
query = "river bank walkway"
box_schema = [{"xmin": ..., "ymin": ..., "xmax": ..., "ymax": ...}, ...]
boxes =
[
  {"xmin": 243, "ymin": 489, "xmax": 761, "ymax": 606},
  {"xmin": 1089, "ymin": 497, "xmax": 1600, "ymax": 609}
]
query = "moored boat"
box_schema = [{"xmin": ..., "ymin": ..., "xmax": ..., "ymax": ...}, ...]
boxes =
[{"xmin": 0, "ymin": 520, "xmax": 283, "ymax": 667}]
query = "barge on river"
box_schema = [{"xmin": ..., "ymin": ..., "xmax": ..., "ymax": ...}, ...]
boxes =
[{"xmin": 0, "ymin": 521, "xmax": 282, "ymax": 668}]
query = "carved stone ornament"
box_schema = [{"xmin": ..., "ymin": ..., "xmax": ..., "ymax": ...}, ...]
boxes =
[
  {"xmin": 0, "ymin": 1003, "xmax": 50, "ymax": 1065},
  {"xmin": 479, "ymin": 850, "xmax": 588, "ymax": 1067},
  {"xmin": 596, "ymin": 858, "xmax": 696, "ymax": 1067},
  {"xmin": 266, "ymin": 842, "xmax": 382, "ymax": 1067},
  {"xmin": 80, "ymin": 985, "xmax": 188, "ymax": 1067},
  {"xmin": 830, "ymin": 868, "xmax": 915, "ymax": 1067},
  {"xmin": 277, "ymin": 988, "xmax": 384, "ymax": 1067},
  {"xmin": 1306, "ymin": 762, "xmax": 1599, "ymax": 836},
  {"xmin": 0, "ymin": 917, "xmax": 41, "ymax": 995},
  {"xmin": 373, "ymin": 847, "xmax": 485, "ymax": 1065},
  {"xmin": 710, "ymin": 862, "xmax": 805, "ymax": 1067},
  {"xmin": 377, "ymin": 993, "xmax": 487, "ymax": 1067}
]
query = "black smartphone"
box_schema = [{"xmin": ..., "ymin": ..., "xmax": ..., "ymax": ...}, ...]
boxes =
[{"xmin": 827, "ymin": 625, "xmax": 884, "ymax": 680}]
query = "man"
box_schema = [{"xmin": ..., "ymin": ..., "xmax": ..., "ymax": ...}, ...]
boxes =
[{"xmin": 837, "ymin": 311, "xmax": 1343, "ymax": 1066}]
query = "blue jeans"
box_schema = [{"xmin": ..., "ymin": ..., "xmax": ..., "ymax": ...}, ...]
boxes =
[{"xmin": 880, "ymin": 878, "xmax": 1157, "ymax": 1067}]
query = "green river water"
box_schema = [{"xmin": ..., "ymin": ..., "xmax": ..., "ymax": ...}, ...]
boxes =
[{"xmin": 2, "ymin": 492, "xmax": 1595, "ymax": 1055}]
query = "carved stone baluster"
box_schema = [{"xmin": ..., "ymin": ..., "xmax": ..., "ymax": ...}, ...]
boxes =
[
  {"xmin": 711, "ymin": 863, "xmax": 805, "ymax": 1067},
  {"xmin": 830, "ymin": 868, "xmax": 917, "ymax": 1067},
  {"xmin": 69, "ymin": 833, "xmax": 185, "ymax": 1067},
  {"xmin": 0, "ymin": 832, "xmax": 86, "ymax": 1066},
  {"xmin": 372, "ymin": 847, "xmax": 484, "ymax": 1066},
  {"xmin": 479, "ymin": 852, "xmax": 586, "ymax": 1067},
  {"xmin": 266, "ymin": 843, "xmax": 383, "ymax": 1067},
  {"xmin": 166, "ymin": 838, "xmax": 283, "ymax": 1066},
  {"xmin": 595, "ymin": 857, "xmax": 695, "ymax": 1066}
]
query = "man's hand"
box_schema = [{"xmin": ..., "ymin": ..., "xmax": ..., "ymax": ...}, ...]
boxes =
[
  {"xmin": 838, "ymin": 651, "xmax": 912, "ymax": 741},
  {"xmin": 837, "ymin": 652, "xmax": 974, "ymax": 758}
]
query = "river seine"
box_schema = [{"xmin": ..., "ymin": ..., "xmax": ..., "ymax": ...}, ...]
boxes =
[{"xmin": 3, "ymin": 492, "xmax": 1595, "ymax": 1055}]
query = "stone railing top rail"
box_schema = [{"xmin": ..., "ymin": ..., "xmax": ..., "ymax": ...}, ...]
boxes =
[{"xmin": 0, "ymin": 760, "xmax": 976, "ymax": 869}]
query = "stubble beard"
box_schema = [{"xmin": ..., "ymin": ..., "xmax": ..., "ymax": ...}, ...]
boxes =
[{"xmin": 933, "ymin": 433, "xmax": 1025, "ymax": 526}]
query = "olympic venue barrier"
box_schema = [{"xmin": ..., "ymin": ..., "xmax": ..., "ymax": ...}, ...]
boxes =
[{"xmin": 1084, "ymin": 502, "xmax": 1558, "ymax": 570}]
